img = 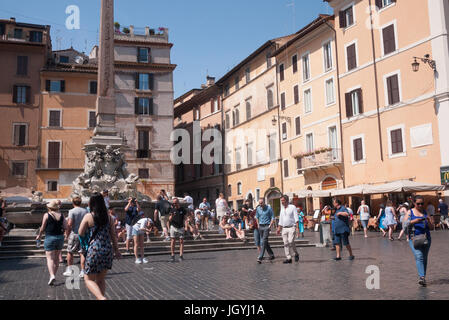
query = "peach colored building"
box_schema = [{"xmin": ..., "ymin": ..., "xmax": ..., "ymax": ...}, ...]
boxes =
[
  {"xmin": 0, "ymin": 18, "xmax": 51, "ymax": 193},
  {"xmin": 274, "ymin": 15, "xmax": 343, "ymax": 214},
  {"xmin": 37, "ymin": 49, "xmax": 97, "ymax": 199},
  {"xmin": 325, "ymin": 0, "xmax": 448, "ymax": 207},
  {"xmin": 174, "ymin": 78, "xmax": 225, "ymax": 206},
  {"xmin": 217, "ymin": 35, "xmax": 295, "ymax": 214}
]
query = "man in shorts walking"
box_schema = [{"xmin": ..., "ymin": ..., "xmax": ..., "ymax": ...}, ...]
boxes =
[
  {"xmin": 63, "ymin": 196, "xmax": 87, "ymax": 278},
  {"xmin": 169, "ymin": 198, "xmax": 187, "ymax": 262}
]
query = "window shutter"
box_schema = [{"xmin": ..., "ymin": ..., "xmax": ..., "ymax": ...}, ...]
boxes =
[
  {"xmin": 294, "ymin": 85, "xmax": 299, "ymax": 104},
  {"xmin": 23, "ymin": 56, "xmax": 28, "ymax": 75},
  {"xmin": 135, "ymin": 73, "xmax": 140, "ymax": 89},
  {"xmin": 19, "ymin": 125, "xmax": 26, "ymax": 146},
  {"xmin": 353, "ymin": 139, "xmax": 362, "ymax": 161},
  {"xmin": 25, "ymin": 86, "xmax": 31, "ymax": 104},
  {"xmin": 347, "ymin": 44, "xmax": 356, "ymax": 70},
  {"xmin": 345, "ymin": 92, "xmax": 353, "ymax": 118},
  {"xmin": 279, "ymin": 64, "xmax": 284, "ymax": 81},
  {"xmin": 383, "ymin": 25, "xmax": 395, "ymax": 55},
  {"xmin": 147, "ymin": 48, "xmax": 151, "ymax": 63},
  {"xmin": 149, "ymin": 74, "xmax": 154, "ymax": 90},
  {"xmin": 135, "ymin": 97, "xmax": 139, "ymax": 115},
  {"xmin": 60, "ymin": 80, "xmax": 65, "ymax": 92},
  {"xmin": 48, "ymin": 141, "xmax": 60, "ymax": 168},
  {"xmin": 13, "ymin": 85, "xmax": 18, "ymax": 103},
  {"xmin": 281, "ymin": 93, "xmax": 286, "ymax": 110},
  {"xmin": 375, "ymin": 0, "xmax": 382, "ymax": 8},
  {"xmin": 284, "ymin": 160, "xmax": 289, "ymax": 177},
  {"xmin": 295, "ymin": 117, "xmax": 301, "ymax": 136},
  {"xmin": 292, "ymin": 55, "xmax": 298, "ymax": 73},
  {"xmin": 46, "ymin": 80, "xmax": 51, "ymax": 92},
  {"xmin": 149, "ymin": 98, "xmax": 154, "ymax": 115},
  {"xmin": 13, "ymin": 126, "xmax": 19, "ymax": 146},
  {"xmin": 356, "ymin": 89, "xmax": 363, "ymax": 114},
  {"xmin": 390, "ymin": 75, "xmax": 400, "ymax": 104},
  {"xmin": 339, "ymin": 10, "xmax": 346, "ymax": 28},
  {"xmin": 246, "ymin": 102, "xmax": 251, "ymax": 120}
]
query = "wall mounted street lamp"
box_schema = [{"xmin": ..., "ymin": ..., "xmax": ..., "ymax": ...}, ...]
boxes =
[
  {"xmin": 412, "ymin": 54, "xmax": 436, "ymax": 72},
  {"xmin": 272, "ymin": 115, "xmax": 291, "ymax": 126}
]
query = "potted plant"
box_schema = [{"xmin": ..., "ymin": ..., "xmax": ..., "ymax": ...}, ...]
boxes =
[
  {"xmin": 149, "ymin": 29, "xmax": 155, "ymax": 35},
  {"xmin": 122, "ymin": 27, "xmax": 130, "ymax": 34},
  {"xmin": 114, "ymin": 22, "xmax": 120, "ymax": 31}
]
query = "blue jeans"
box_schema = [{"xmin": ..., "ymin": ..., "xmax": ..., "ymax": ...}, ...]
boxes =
[
  {"xmin": 253, "ymin": 229, "xmax": 261, "ymax": 247},
  {"xmin": 258, "ymin": 225, "xmax": 274, "ymax": 259},
  {"xmin": 409, "ymin": 238, "xmax": 431, "ymax": 278}
]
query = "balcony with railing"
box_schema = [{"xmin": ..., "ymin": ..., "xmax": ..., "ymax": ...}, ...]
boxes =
[{"xmin": 295, "ymin": 148, "xmax": 342, "ymax": 172}]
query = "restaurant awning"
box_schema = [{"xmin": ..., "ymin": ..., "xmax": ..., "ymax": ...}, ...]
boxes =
[
  {"xmin": 331, "ymin": 184, "xmax": 371, "ymax": 196},
  {"xmin": 363, "ymin": 180, "xmax": 445, "ymax": 194}
]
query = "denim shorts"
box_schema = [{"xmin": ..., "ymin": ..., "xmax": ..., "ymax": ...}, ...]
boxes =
[
  {"xmin": 44, "ymin": 234, "xmax": 64, "ymax": 252},
  {"xmin": 361, "ymin": 220, "xmax": 369, "ymax": 229},
  {"xmin": 132, "ymin": 228, "xmax": 144, "ymax": 237},
  {"xmin": 333, "ymin": 232, "xmax": 350, "ymax": 246}
]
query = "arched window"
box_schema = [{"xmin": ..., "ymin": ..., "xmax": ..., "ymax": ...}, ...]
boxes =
[
  {"xmin": 322, "ymin": 177, "xmax": 337, "ymax": 190},
  {"xmin": 237, "ymin": 182, "xmax": 242, "ymax": 195}
]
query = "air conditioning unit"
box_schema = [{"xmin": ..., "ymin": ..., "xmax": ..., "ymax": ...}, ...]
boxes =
[
  {"xmin": 297, "ymin": 169, "xmax": 304, "ymax": 175},
  {"xmin": 282, "ymin": 133, "xmax": 287, "ymax": 140}
]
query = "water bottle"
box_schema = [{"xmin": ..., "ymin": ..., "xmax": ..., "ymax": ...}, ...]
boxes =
[{"xmin": 36, "ymin": 239, "xmax": 41, "ymax": 248}]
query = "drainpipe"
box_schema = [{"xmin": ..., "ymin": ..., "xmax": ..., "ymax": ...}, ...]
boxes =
[
  {"xmin": 323, "ymin": 19, "xmax": 346, "ymax": 188},
  {"xmin": 273, "ymin": 43, "xmax": 285, "ymax": 194},
  {"xmin": 368, "ymin": 0, "xmax": 384, "ymax": 162},
  {"xmin": 217, "ymin": 85, "xmax": 227, "ymax": 200}
]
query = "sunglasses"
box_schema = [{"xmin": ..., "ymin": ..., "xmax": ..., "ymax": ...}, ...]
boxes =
[{"xmin": 416, "ymin": 202, "xmax": 424, "ymax": 205}]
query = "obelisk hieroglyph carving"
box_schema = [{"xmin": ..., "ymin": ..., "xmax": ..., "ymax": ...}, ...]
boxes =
[{"xmin": 94, "ymin": 0, "xmax": 119, "ymax": 139}]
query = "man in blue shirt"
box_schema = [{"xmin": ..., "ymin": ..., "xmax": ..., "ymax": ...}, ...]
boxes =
[
  {"xmin": 438, "ymin": 198, "xmax": 449, "ymax": 228},
  {"xmin": 332, "ymin": 198, "xmax": 354, "ymax": 261},
  {"xmin": 255, "ymin": 199, "xmax": 275, "ymax": 263}
]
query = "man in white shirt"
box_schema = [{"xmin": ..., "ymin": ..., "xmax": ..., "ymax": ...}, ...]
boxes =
[
  {"xmin": 357, "ymin": 200, "xmax": 370, "ymax": 238},
  {"xmin": 183, "ymin": 193, "xmax": 194, "ymax": 212},
  {"xmin": 277, "ymin": 195, "xmax": 299, "ymax": 264}
]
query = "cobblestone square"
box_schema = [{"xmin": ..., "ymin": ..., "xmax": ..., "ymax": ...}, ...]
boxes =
[{"xmin": 0, "ymin": 231, "xmax": 448, "ymax": 300}]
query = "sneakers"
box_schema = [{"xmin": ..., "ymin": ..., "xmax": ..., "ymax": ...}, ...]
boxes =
[
  {"xmin": 163, "ymin": 237, "xmax": 171, "ymax": 242},
  {"xmin": 48, "ymin": 276, "xmax": 56, "ymax": 286},
  {"xmin": 283, "ymin": 259, "xmax": 292, "ymax": 264},
  {"xmin": 294, "ymin": 254, "xmax": 299, "ymax": 262},
  {"xmin": 135, "ymin": 258, "xmax": 142, "ymax": 264},
  {"xmin": 79, "ymin": 270, "xmax": 85, "ymax": 278},
  {"xmin": 348, "ymin": 255, "xmax": 355, "ymax": 261},
  {"xmin": 142, "ymin": 258, "xmax": 149, "ymax": 264},
  {"xmin": 178, "ymin": 255, "xmax": 184, "ymax": 262},
  {"xmin": 268, "ymin": 255, "xmax": 275, "ymax": 261},
  {"xmin": 169, "ymin": 255, "xmax": 175, "ymax": 262},
  {"xmin": 257, "ymin": 258, "xmax": 262, "ymax": 264},
  {"xmin": 333, "ymin": 257, "xmax": 342, "ymax": 261},
  {"xmin": 146, "ymin": 238, "xmax": 151, "ymax": 243},
  {"xmin": 418, "ymin": 277, "xmax": 427, "ymax": 287},
  {"xmin": 63, "ymin": 267, "xmax": 73, "ymax": 277}
]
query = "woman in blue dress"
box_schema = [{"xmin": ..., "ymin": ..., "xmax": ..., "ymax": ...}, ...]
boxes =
[
  {"xmin": 376, "ymin": 204, "xmax": 387, "ymax": 237},
  {"xmin": 79, "ymin": 194, "xmax": 121, "ymax": 300},
  {"xmin": 384, "ymin": 200, "xmax": 397, "ymax": 241}
]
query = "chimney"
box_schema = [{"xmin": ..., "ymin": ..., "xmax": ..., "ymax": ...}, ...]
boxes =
[
  {"xmin": 10, "ymin": 17, "xmax": 16, "ymax": 23},
  {"xmin": 206, "ymin": 76, "xmax": 215, "ymax": 87},
  {"xmin": 130, "ymin": 25, "xmax": 134, "ymax": 36},
  {"xmin": 145, "ymin": 27, "xmax": 150, "ymax": 36}
]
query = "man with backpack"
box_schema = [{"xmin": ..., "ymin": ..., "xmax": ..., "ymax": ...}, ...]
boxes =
[
  {"xmin": 125, "ymin": 197, "xmax": 140, "ymax": 253},
  {"xmin": 154, "ymin": 195, "xmax": 172, "ymax": 242}
]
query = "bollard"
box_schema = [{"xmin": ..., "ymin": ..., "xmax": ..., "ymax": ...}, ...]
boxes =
[{"xmin": 320, "ymin": 221, "xmax": 332, "ymax": 247}]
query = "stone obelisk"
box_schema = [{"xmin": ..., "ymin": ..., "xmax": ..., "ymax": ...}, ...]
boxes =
[{"xmin": 92, "ymin": 0, "xmax": 123, "ymax": 146}]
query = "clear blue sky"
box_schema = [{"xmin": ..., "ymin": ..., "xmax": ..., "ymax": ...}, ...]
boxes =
[{"xmin": 0, "ymin": 0, "xmax": 332, "ymax": 98}]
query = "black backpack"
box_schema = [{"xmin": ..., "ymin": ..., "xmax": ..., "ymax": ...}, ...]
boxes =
[{"xmin": 159, "ymin": 200, "xmax": 172, "ymax": 217}]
